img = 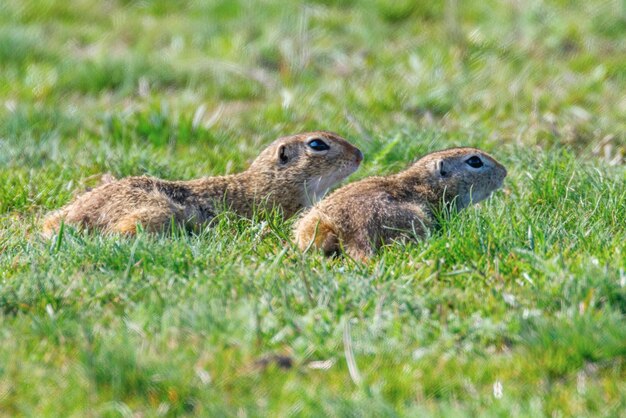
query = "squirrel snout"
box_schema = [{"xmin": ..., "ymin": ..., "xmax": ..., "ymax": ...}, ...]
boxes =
[{"xmin": 355, "ymin": 149, "xmax": 364, "ymax": 164}]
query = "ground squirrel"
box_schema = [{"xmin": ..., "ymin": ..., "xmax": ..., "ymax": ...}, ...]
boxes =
[
  {"xmin": 294, "ymin": 147, "xmax": 507, "ymax": 260},
  {"xmin": 43, "ymin": 131, "xmax": 363, "ymax": 236}
]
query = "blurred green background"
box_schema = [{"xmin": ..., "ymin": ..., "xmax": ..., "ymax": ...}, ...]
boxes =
[{"xmin": 0, "ymin": 0, "xmax": 625, "ymax": 416}]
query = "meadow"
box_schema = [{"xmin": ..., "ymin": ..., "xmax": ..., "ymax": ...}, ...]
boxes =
[{"xmin": 1, "ymin": 0, "xmax": 625, "ymax": 416}]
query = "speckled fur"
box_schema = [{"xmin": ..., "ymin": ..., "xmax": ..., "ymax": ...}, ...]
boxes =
[
  {"xmin": 43, "ymin": 131, "xmax": 362, "ymax": 236},
  {"xmin": 294, "ymin": 147, "xmax": 507, "ymax": 261}
]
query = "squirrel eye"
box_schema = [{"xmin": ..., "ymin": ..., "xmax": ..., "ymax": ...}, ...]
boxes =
[
  {"xmin": 465, "ymin": 156, "xmax": 483, "ymax": 168},
  {"xmin": 307, "ymin": 139, "xmax": 330, "ymax": 152}
]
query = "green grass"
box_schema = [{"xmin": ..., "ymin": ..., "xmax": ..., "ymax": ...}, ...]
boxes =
[{"xmin": 1, "ymin": 0, "xmax": 625, "ymax": 416}]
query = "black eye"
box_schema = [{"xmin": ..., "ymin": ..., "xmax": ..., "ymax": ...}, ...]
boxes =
[
  {"xmin": 465, "ymin": 156, "xmax": 483, "ymax": 168},
  {"xmin": 307, "ymin": 138, "xmax": 330, "ymax": 152}
]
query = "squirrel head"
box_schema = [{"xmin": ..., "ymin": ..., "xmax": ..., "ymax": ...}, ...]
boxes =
[
  {"xmin": 249, "ymin": 131, "xmax": 363, "ymax": 207},
  {"xmin": 408, "ymin": 147, "xmax": 507, "ymax": 210}
]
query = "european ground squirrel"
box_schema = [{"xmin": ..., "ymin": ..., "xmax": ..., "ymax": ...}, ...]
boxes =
[
  {"xmin": 294, "ymin": 147, "xmax": 507, "ymax": 260},
  {"xmin": 43, "ymin": 131, "xmax": 363, "ymax": 236}
]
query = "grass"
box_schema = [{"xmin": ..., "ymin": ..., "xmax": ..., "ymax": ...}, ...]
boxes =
[{"xmin": 1, "ymin": 0, "xmax": 625, "ymax": 416}]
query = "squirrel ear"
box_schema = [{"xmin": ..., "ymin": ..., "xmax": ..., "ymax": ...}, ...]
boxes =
[
  {"xmin": 278, "ymin": 145, "xmax": 289, "ymax": 164},
  {"xmin": 436, "ymin": 159, "xmax": 447, "ymax": 177}
]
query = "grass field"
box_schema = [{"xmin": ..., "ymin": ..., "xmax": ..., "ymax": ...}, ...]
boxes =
[{"xmin": 1, "ymin": 0, "xmax": 625, "ymax": 416}]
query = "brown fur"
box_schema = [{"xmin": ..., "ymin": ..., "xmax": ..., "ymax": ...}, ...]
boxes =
[
  {"xmin": 294, "ymin": 147, "xmax": 507, "ymax": 261},
  {"xmin": 42, "ymin": 131, "xmax": 362, "ymax": 237}
]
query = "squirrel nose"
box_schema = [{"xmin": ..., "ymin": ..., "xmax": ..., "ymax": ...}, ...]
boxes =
[{"xmin": 355, "ymin": 149, "xmax": 364, "ymax": 164}]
